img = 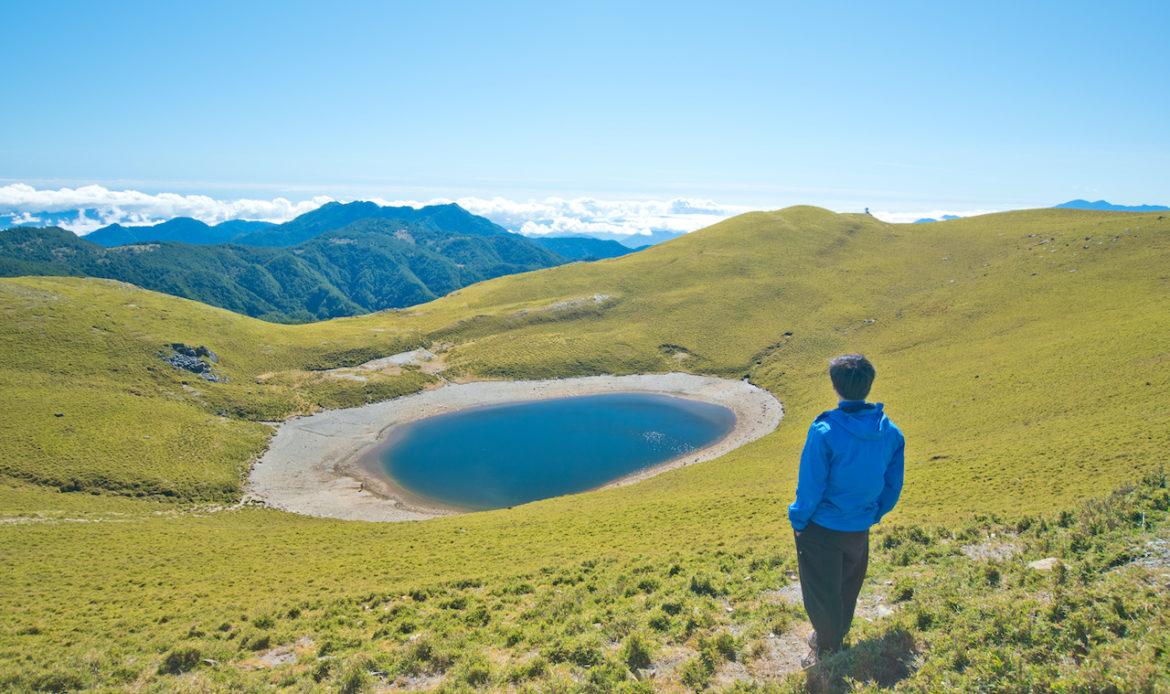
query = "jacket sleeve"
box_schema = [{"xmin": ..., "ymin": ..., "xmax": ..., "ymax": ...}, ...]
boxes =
[
  {"xmin": 875, "ymin": 435, "xmax": 905, "ymax": 523},
  {"xmin": 788, "ymin": 423, "xmax": 831, "ymax": 531}
]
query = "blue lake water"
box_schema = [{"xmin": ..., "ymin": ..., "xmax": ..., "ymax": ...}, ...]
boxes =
[{"xmin": 377, "ymin": 392, "xmax": 736, "ymax": 511}]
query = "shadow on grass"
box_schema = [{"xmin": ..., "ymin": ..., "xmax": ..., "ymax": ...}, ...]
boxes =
[{"xmin": 804, "ymin": 627, "xmax": 917, "ymax": 693}]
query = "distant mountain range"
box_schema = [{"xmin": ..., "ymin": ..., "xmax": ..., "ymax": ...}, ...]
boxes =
[
  {"xmin": 528, "ymin": 235, "xmax": 643, "ymax": 260},
  {"xmin": 1053, "ymin": 199, "xmax": 1169, "ymax": 213},
  {"xmin": 0, "ymin": 202, "xmax": 635, "ymax": 322},
  {"xmin": 77, "ymin": 202, "xmax": 637, "ymax": 262},
  {"xmin": 913, "ymin": 215, "xmax": 962, "ymax": 224},
  {"xmin": 576, "ymin": 229, "xmax": 684, "ymax": 247},
  {"xmin": 85, "ymin": 218, "xmax": 277, "ymax": 246},
  {"xmin": 0, "ymin": 203, "xmax": 681, "ymax": 249}
]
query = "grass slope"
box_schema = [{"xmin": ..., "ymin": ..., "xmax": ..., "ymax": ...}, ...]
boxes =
[{"xmin": 0, "ymin": 206, "xmax": 1167, "ymax": 691}]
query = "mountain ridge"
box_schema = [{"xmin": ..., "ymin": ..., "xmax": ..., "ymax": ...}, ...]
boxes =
[
  {"xmin": 0, "ymin": 202, "xmax": 637, "ymax": 320},
  {"xmin": 0, "ymin": 216, "xmax": 568, "ymax": 321},
  {"xmin": 1053, "ymin": 198, "xmax": 1169, "ymax": 212}
]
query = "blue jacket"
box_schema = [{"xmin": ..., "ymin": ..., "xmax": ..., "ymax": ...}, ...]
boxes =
[{"xmin": 788, "ymin": 400, "xmax": 904, "ymax": 532}]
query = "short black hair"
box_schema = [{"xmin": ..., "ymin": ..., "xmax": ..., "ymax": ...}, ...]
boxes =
[{"xmin": 829, "ymin": 354, "xmax": 876, "ymax": 400}]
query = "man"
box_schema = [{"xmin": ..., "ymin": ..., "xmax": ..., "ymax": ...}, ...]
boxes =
[{"xmin": 788, "ymin": 354, "xmax": 905, "ymax": 667}]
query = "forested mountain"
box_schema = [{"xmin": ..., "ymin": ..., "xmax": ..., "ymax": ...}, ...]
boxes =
[
  {"xmin": 85, "ymin": 218, "xmax": 276, "ymax": 246},
  {"xmin": 210, "ymin": 201, "xmax": 506, "ymax": 247},
  {"xmin": 80, "ymin": 202, "xmax": 503, "ymax": 248},
  {"xmin": 0, "ymin": 216, "xmax": 565, "ymax": 322},
  {"xmin": 79, "ymin": 201, "xmax": 656, "ymax": 252}
]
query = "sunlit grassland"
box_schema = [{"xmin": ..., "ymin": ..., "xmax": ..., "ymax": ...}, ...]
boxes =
[{"xmin": 0, "ymin": 206, "xmax": 1167, "ymax": 690}]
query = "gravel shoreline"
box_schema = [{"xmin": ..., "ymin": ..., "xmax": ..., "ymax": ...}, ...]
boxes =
[{"xmin": 246, "ymin": 373, "xmax": 783, "ymax": 522}]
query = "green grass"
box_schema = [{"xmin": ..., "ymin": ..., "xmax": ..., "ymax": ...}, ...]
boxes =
[{"xmin": 0, "ymin": 206, "xmax": 1167, "ymax": 690}]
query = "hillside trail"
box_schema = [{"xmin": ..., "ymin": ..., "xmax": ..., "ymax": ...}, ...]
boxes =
[{"xmin": 0, "ymin": 499, "xmax": 261, "ymax": 526}]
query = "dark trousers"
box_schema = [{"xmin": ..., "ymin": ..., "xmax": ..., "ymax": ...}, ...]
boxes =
[{"xmin": 794, "ymin": 521, "xmax": 869, "ymax": 655}]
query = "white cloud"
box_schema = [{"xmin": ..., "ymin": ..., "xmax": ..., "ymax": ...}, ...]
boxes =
[
  {"xmin": 0, "ymin": 183, "xmax": 333, "ymax": 234},
  {"xmin": 870, "ymin": 209, "xmax": 998, "ymax": 224},
  {"xmin": 0, "ymin": 183, "xmax": 752, "ymax": 238},
  {"xmin": 375, "ymin": 196, "xmax": 752, "ymax": 238}
]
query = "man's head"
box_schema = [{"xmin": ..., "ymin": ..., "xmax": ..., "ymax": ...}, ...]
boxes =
[{"xmin": 828, "ymin": 354, "xmax": 876, "ymax": 401}]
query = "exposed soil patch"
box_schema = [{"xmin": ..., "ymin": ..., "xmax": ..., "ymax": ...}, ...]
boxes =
[
  {"xmin": 960, "ymin": 538, "xmax": 1021, "ymax": 561},
  {"xmin": 240, "ymin": 637, "xmax": 315, "ymax": 670}
]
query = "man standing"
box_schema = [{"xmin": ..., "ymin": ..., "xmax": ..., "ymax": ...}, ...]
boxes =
[{"xmin": 788, "ymin": 354, "xmax": 905, "ymax": 666}]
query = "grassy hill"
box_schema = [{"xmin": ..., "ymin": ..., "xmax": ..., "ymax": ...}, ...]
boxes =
[{"xmin": 0, "ymin": 206, "xmax": 1167, "ymax": 691}]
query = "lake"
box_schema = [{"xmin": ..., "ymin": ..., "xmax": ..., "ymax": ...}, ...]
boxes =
[{"xmin": 376, "ymin": 392, "xmax": 736, "ymax": 511}]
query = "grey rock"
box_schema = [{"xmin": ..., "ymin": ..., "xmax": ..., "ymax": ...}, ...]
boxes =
[
  {"xmin": 163, "ymin": 343, "xmax": 225, "ymax": 382},
  {"xmin": 1028, "ymin": 557, "xmax": 1061, "ymax": 571}
]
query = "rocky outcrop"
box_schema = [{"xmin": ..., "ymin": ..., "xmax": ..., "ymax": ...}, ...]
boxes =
[{"xmin": 162, "ymin": 343, "xmax": 225, "ymax": 382}]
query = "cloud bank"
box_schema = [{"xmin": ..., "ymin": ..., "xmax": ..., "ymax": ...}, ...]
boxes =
[
  {"xmin": 0, "ymin": 183, "xmax": 333, "ymax": 233},
  {"xmin": 387, "ymin": 196, "xmax": 753, "ymax": 238},
  {"xmin": 1, "ymin": 183, "xmax": 995, "ymax": 238},
  {"xmin": 870, "ymin": 208, "xmax": 998, "ymax": 224},
  {"xmin": 0, "ymin": 183, "xmax": 752, "ymax": 238}
]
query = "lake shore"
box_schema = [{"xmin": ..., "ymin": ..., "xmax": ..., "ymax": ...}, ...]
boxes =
[{"xmin": 246, "ymin": 373, "xmax": 784, "ymax": 522}]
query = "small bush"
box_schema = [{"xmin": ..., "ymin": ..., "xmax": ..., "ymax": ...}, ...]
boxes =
[
  {"xmin": 679, "ymin": 655, "xmax": 712, "ymax": 692},
  {"xmin": 241, "ymin": 631, "xmax": 271, "ymax": 651},
  {"xmin": 452, "ymin": 655, "xmax": 492, "ymax": 687},
  {"xmin": 30, "ymin": 669, "xmax": 86, "ymax": 692},
  {"xmin": 710, "ymin": 630, "xmax": 737, "ymax": 662},
  {"xmin": 689, "ymin": 574, "xmax": 718, "ymax": 597},
  {"xmin": 157, "ymin": 646, "xmax": 201, "ymax": 675},
  {"xmin": 892, "ymin": 577, "xmax": 915, "ymax": 602},
  {"xmin": 507, "ymin": 656, "xmax": 547, "ymax": 683},
  {"xmin": 983, "ymin": 565, "xmax": 1002, "ymax": 587},
  {"xmin": 620, "ymin": 632, "xmax": 653, "ymax": 670},
  {"xmin": 582, "ymin": 659, "xmax": 630, "ymax": 692},
  {"xmin": 336, "ymin": 661, "xmax": 370, "ymax": 694},
  {"xmin": 311, "ymin": 659, "xmax": 333, "ymax": 682}
]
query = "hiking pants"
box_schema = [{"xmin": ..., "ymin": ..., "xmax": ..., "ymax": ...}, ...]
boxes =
[{"xmin": 794, "ymin": 521, "xmax": 869, "ymax": 655}]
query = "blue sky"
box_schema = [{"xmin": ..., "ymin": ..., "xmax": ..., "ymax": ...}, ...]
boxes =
[{"xmin": 2, "ymin": 0, "xmax": 1168, "ymax": 229}]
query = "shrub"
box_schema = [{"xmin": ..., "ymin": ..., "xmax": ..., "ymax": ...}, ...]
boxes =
[
  {"xmin": 648, "ymin": 612, "xmax": 671, "ymax": 631},
  {"xmin": 710, "ymin": 630, "xmax": 737, "ymax": 662},
  {"xmin": 336, "ymin": 661, "xmax": 370, "ymax": 694},
  {"xmin": 689, "ymin": 574, "xmax": 718, "ymax": 597},
  {"xmin": 892, "ymin": 577, "xmax": 915, "ymax": 602},
  {"xmin": 157, "ymin": 646, "xmax": 201, "ymax": 675},
  {"xmin": 311, "ymin": 659, "xmax": 335, "ymax": 683},
  {"xmin": 679, "ymin": 655, "xmax": 712, "ymax": 692},
  {"xmin": 452, "ymin": 655, "xmax": 492, "ymax": 687},
  {"xmin": 507, "ymin": 656, "xmax": 547, "ymax": 683},
  {"xmin": 620, "ymin": 632, "xmax": 653, "ymax": 670},
  {"xmin": 241, "ymin": 631, "xmax": 271, "ymax": 651},
  {"xmin": 582, "ymin": 659, "xmax": 630, "ymax": 692},
  {"xmin": 29, "ymin": 669, "xmax": 86, "ymax": 691}
]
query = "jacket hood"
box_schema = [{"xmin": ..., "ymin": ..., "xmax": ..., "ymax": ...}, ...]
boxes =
[{"xmin": 825, "ymin": 402, "xmax": 890, "ymax": 440}]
